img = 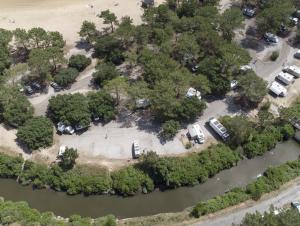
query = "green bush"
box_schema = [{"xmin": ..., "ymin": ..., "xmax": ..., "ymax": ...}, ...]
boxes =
[
  {"xmin": 17, "ymin": 116, "xmax": 53, "ymax": 150},
  {"xmin": 270, "ymin": 51, "xmax": 279, "ymax": 61},
  {"xmin": 54, "ymin": 67, "xmax": 79, "ymax": 87},
  {"xmin": 112, "ymin": 166, "xmax": 154, "ymax": 196},
  {"xmin": 68, "ymin": 54, "xmax": 91, "ymax": 72},
  {"xmin": 92, "ymin": 63, "xmax": 119, "ymax": 87},
  {"xmin": 160, "ymin": 120, "xmax": 180, "ymax": 140}
]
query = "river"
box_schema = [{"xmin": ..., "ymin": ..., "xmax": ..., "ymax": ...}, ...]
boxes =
[{"xmin": 0, "ymin": 140, "xmax": 299, "ymax": 219}]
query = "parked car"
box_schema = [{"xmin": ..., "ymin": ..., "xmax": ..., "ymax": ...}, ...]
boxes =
[
  {"xmin": 294, "ymin": 50, "xmax": 300, "ymax": 59},
  {"xmin": 65, "ymin": 126, "xmax": 75, "ymax": 135},
  {"xmin": 57, "ymin": 122, "xmax": 74, "ymax": 135},
  {"xmin": 240, "ymin": 65, "xmax": 252, "ymax": 71},
  {"xmin": 75, "ymin": 124, "xmax": 89, "ymax": 132},
  {"xmin": 291, "ymin": 201, "xmax": 300, "ymax": 213},
  {"xmin": 92, "ymin": 114, "xmax": 100, "ymax": 122},
  {"xmin": 25, "ymin": 86, "xmax": 33, "ymax": 95},
  {"xmin": 50, "ymin": 82, "xmax": 62, "ymax": 92},
  {"xmin": 290, "ymin": 16, "xmax": 299, "ymax": 25},
  {"xmin": 31, "ymin": 82, "xmax": 41, "ymax": 91},
  {"xmin": 132, "ymin": 140, "xmax": 141, "ymax": 159},
  {"xmin": 230, "ymin": 80, "xmax": 238, "ymax": 89},
  {"xmin": 243, "ymin": 7, "xmax": 256, "ymax": 17},
  {"xmin": 264, "ymin": 33, "xmax": 279, "ymax": 43}
]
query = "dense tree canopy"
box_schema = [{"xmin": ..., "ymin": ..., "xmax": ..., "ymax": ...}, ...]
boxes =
[
  {"xmin": 87, "ymin": 91, "xmax": 116, "ymax": 123},
  {"xmin": 0, "ymin": 87, "xmax": 33, "ymax": 127},
  {"xmin": 68, "ymin": 54, "xmax": 91, "ymax": 72},
  {"xmin": 48, "ymin": 93, "xmax": 91, "ymax": 127},
  {"xmin": 17, "ymin": 116, "xmax": 53, "ymax": 150},
  {"xmin": 237, "ymin": 72, "xmax": 268, "ymax": 108},
  {"xmin": 54, "ymin": 67, "xmax": 79, "ymax": 87}
]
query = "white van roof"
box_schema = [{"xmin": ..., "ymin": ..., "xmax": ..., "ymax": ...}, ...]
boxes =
[
  {"xmin": 269, "ymin": 81, "xmax": 287, "ymax": 96},
  {"xmin": 278, "ymin": 72, "xmax": 294, "ymax": 82}
]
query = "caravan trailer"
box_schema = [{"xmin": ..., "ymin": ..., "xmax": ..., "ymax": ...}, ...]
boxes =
[
  {"xmin": 269, "ymin": 81, "xmax": 287, "ymax": 97},
  {"xmin": 283, "ymin": 65, "xmax": 300, "ymax": 78},
  {"xmin": 208, "ymin": 118, "xmax": 229, "ymax": 141},
  {"xmin": 276, "ymin": 72, "xmax": 294, "ymax": 85}
]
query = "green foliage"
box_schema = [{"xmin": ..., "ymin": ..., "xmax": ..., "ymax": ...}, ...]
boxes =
[
  {"xmin": 256, "ymin": 0, "xmax": 294, "ymax": 34},
  {"xmin": 79, "ymin": 21, "xmax": 97, "ymax": 44},
  {"xmin": 280, "ymin": 123, "xmax": 295, "ymax": 140},
  {"xmin": 98, "ymin": 10, "xmax": 118, "ymax": 33},
  {"xmin": 68, "ymin": 54, "xmax": 91, "ymax": 72},
  {"xmin": 17, "ymin": 116, "xmax": 53, "ymax": 150},
  {"xmin": 243, "ymin": 126, "xmax": 283, "ymax": 158},
  {"xmin": 54, "ymin": 67, "xmax": 79, "ymax": 87},
  {"xmin": 48, "ymin": 93, "xmax": 91, "ymax": 127},
  {"xmin": 0, "ymin": 29, "xmax": 12, "ymax": 75},
  {"xmin": 270, "ymin": 51, "xmax": 279, "ymax": 61},
  {"xmin": 219, "ymin": 7, "xmax": 244, "ymax": 41},
  {"xmin": 92, "ymin": 63, "xmax": 119, "ymax": 87},
  {"xmin": 112, "ymin": 166, "xmax": 154, "ymax": 196},
  {"xmin": 191, "ymin": 188, "xmax": 249, "ymax": 217},
  {"xmin": 140, "ymin": 144, "xmax": 240, "ymax": 188},
  {"xmin": 87, "ymin": 91, "xmax": 116, "ymax": 123},
  {"xmin": 0, "ymin": 199, "xmax": 117, "ymax": 225},
  {"xmin": 0, "ymin": 154, "xmax": 23, "ymax": 178},
  {"xmin": 160, "ymin": 120, "xmax": 180, "ymax": 140},
  {"xmin": 58, "ymin": 147, "xmax": 79, "ymax": 170},
  {"xmin": 0, "ymin": 86, "xmax": 33, "ymax": 127},
  {"xmin": 220, "ymin": 115, "xmax": 254, "ymax": 148},
  {"xmin": 237, "ymin": 72, "xmax": 268, "ymax": 108}
]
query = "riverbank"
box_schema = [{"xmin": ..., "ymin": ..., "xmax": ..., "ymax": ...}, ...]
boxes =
[
  {"xmin": 3, "ymin": 153, "xmax": 300, "ymax": 226},
  {"xmin": 0, "ymin": 140, "xmax": 299, "ymax": 219}
]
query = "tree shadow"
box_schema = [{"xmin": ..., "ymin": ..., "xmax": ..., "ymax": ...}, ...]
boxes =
[
  {"xmin": 15, "ymin": 138, "xmax": 32, "ymax": 154},
  {"xmin": 74, "ymin": 40, "xmax": 93, "ymax": 52}
]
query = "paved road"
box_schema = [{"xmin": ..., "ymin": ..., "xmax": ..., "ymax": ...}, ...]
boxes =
[{"xmin": 193, "ymin": 182, "xmax": 300, "ymax": 226}]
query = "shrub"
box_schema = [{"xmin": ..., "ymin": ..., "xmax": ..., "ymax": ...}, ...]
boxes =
[
  {"xmin": 54, "ymin": 68, "xmax": 79, "ymax": 87},
  {"xmin": 17, "ymin": 116, "xmax": 53, "ymax": 150},
  {"xmin": 112, "ymin": 166, "xmax": 154, "ymax": 196},
  {"xmin": 68, "ymin": 54, "xmax": 91, "ymax": 72},
  {"xmin": 270, "ymin": 51, "xmax": 279, "ymax": 61},
  {"xmin": 58, "ymin": 147, "xmax": 78, "ymax": 170},
  {"xmin": 160, "ymin": 120, "xmax": 180, "ymax": 140}
]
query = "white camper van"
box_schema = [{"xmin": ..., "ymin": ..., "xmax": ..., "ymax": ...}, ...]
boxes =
[
  {"xmin": 283, "ymin": 65, "xmax": 300, "ymax": 78},
  {"xmin": 269, "ymin": 81, "xmax": 287, "ymax": 97},
  {"xmin": 208, "ymin": 118, "xmax": 229, "ymax": 141},
  {"xmin": 276, "ymin": 72, "xmax": 294, "ymax": 85},
  {"xmin": 187, "ymin": 124, "xmax": 205, "ymax": 144}
]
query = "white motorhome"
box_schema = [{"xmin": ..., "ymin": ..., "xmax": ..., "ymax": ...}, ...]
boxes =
[
  {"xmin": 283, "ymin": 65, "xmax": 300, "ymax": 78},
  {"xmin": 186, "ymin": 87, "xmax": 201, "ymax": 100},
  {"xmin": 132, "ymin": 140, "xmax": 141, "ymax": 159},
  {"xmin": 269, "ymin": 81, "xmax": 287, "ymax": 97},
  {"xmin": 187, "ymin": 124, "xmax": 205, "ymax": 144},
  {"xmin": 276, "ymin": 72, "xmax": 294, "ymax": 85},
  {"xmin": 208, "ymin": 118, "xmax": 229, "ymax": 141}
]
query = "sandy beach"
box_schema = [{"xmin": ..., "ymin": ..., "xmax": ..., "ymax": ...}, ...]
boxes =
[{"xmin": 0, "ymin": 0, "xmax": 164, "ymax": 47}]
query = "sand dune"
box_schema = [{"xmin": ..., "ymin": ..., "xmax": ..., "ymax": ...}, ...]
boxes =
[{"xmin": 0, "ymin": 0, "xmax": 164, "ymax": 47}]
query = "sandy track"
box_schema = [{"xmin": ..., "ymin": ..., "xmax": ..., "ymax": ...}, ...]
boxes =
[{"xmin": 0, "ymin": 0, "xmax": 164, "ymax": 47}]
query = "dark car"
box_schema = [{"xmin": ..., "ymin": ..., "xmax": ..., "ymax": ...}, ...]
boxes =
[
  {"xmin": 50, "ymin": 82, "xmax": 62, "ymax": 92},
  {"xmin": 25, "ymin": 86, "xmax": 34, "ymax": 95},
  {"xmin": 243, "ymin": 8, "xmax": 256, "ymax": 17},
  {"xmin": 31, "ymin": 82, "xmax": 41, "ymax": 90}
]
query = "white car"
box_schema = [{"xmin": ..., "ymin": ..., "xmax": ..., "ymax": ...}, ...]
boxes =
[
  {"xmin": 230, "ymin": 80, "xmax": 238, "ymax": 89},
  {"xmin": 291, "ymin": 201, "xmax": 300, "ymax": 213},
  {"xmin": 264, "ymin": 33, "xmax": 279, "ymax": 43},
  {"xmin": 132, "ymin": 140, "xmax": 141, "ymax": 158}
]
